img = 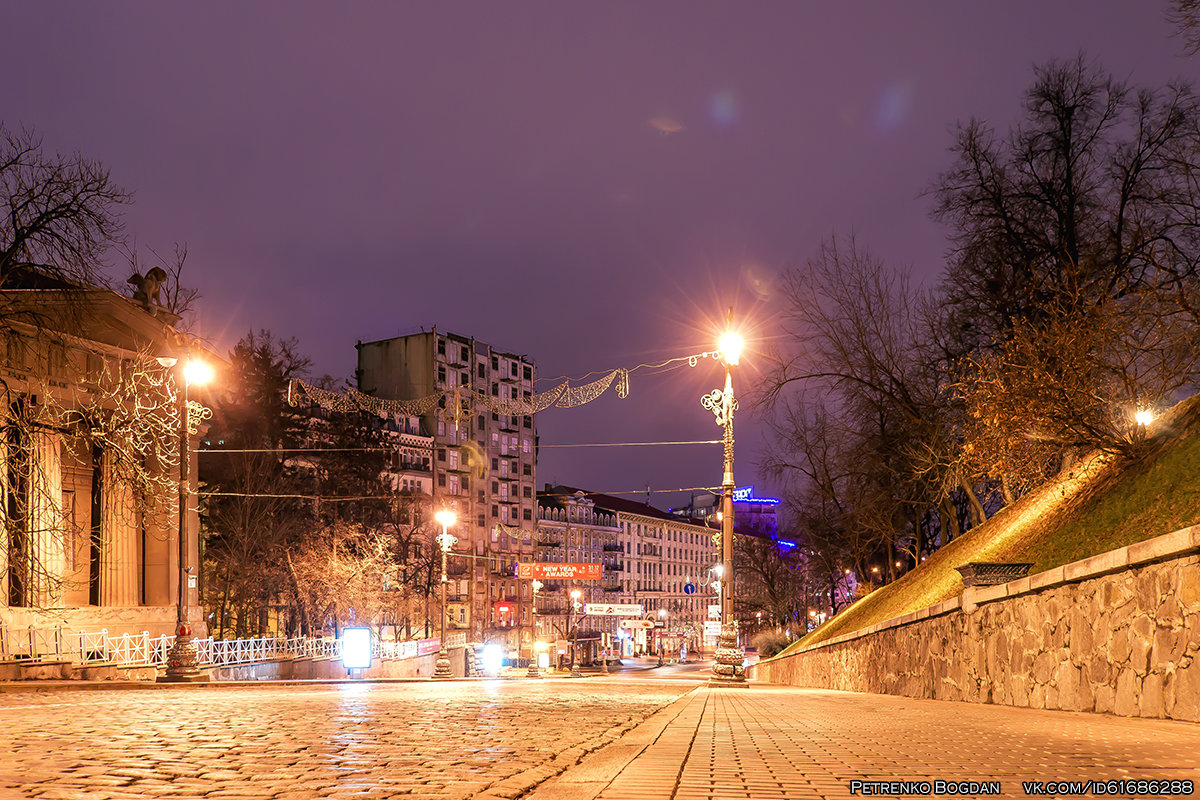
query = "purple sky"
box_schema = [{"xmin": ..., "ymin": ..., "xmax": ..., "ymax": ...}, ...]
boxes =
[{"xmin": 3, "ymin": 2, "xmax": 1195, "ymax": 513}]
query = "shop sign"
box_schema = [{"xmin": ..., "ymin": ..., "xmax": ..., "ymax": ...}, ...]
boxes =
[{"xmin": 517, "ymin": 562, "xmax": 602, "ymax": 580}]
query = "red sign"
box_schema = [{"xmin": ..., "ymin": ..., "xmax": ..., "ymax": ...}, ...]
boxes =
[{"xmin": 517, "ymin": 563, "xmax": 602, "ymax": 580}]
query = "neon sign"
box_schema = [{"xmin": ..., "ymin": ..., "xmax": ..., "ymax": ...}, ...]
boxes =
[{"xmin": 732, "ymin": 485, "xmax": 780, "ymax": 504}]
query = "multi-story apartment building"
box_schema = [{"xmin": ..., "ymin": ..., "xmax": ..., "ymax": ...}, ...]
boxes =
[
  {"xmin": 356, "ymin": 329, "xmax": 538, "ymax": 658},
  {"xmin": 544, "ymin": 486, "xmax": 719, "ymax": 657},
  {"xmin": 533, "ymin": 490, "xmax": 621, "ymax": 663}
]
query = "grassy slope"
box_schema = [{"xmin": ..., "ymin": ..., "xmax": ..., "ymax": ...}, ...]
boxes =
[{"xmin": 780, "ymin": 395, "xmax": 1200, "ymax": 655}]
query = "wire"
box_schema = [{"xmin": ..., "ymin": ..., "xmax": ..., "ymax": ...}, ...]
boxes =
[
  {"xmin": 197, "ymin": 486, "xmax": 721, "ymax": 502},
  {"xmin": 539, "ymin": 440, "xmax": 719, "ymax": 448},
  {"xmin": 536, "ymin": 350, "xmax": 717, "ymax": 385},
  {"xmin": 540, "ymin": 487, "xmax": 720, "ymax": 498},
  {"xmin": 197, "ymin": 491, "xmax": 391, "ymax": 502},
  {"xmin": 197, "ymin": 447, "xmax": 392, "ymax": 453}
]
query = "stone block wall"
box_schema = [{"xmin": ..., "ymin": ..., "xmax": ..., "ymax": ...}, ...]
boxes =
[{"xmin": 750, "ymin": 526, "xmax": 1200, "ymax": 722}]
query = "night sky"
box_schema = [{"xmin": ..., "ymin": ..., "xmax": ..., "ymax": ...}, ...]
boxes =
[{"xmin": 3, "ymin": 2, "xmax": 1194, "ymax": 514}]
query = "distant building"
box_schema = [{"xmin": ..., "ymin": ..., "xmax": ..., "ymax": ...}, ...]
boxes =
[
  {"xmin": 533, "ymin": 490, "xmax": 621, "ymax": 664},
  {"xmin": 357, "ymin": 329, "xmax": 538, "ymax": 658},
  {"xmin": 670, "ymin": 485, "xmax": 779, "ymax": 539},
  {"xmin": 544, "ymin": 485, "xmax": 718, "ymax": 657},
  {"xmin": 0, "ymin": 281, "xmax": 210, "ymax": 640}
]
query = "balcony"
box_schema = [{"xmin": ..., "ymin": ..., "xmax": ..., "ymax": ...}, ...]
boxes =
[
  {"xmin": 603, "ymin": 543, "xmax": 623, "ymax": 552},
  {"xmin": 536, "ymin": 534, "xmax": 563, "ymax": 547}
]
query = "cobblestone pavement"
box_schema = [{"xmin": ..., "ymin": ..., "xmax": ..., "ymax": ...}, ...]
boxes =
[
  {"xmin": 0, "ymin": 679, "xmax": 694, "ymax": 800},
  {"xmin": 531, "ymin": 684, "xmax": 1200, "ymax": 800},
  {"xmin": 6, "ymin": 679, "xmax": 1200, "ymax": 800}
]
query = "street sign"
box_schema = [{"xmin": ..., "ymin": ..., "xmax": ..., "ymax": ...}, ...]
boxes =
[
  {"xmin": 704, "ymin": 620, "xmax": 722, "ymax": 637},
  {"xmin": 585, "ymin": 603, "xmax": 643, "ymax": 616},
  {"xmin": 683, "ymin": 583, "xmax": 696, "ymax": 595},
  {"xmin": 708, "ymin": 605, "xmax": 721, "ymax": 619},
  {"xmin": 621, "ymin": 619, "xmax": 655, "ymax": 629},
  {"xmin": 517, "ymin": 562, "xmax": 602, "ymax": 580}
]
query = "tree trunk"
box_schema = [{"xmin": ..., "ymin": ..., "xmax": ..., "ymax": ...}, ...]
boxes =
[
  {"xmin": 958, "ymin": 477, "xmax": 986, "ymax": 527},
  {"xmin": 1000, "ymin": 473, "xmax": 1016, "ymax": 506},
  {"xmin": 941, "ymin": 498, "xmax": 960, "ymax": 543}
]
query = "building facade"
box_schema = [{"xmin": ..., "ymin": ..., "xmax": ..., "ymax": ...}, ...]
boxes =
[
  {"xmin": 0, "ymin": 286, "xmax": 207, "ymax": 640},
  {"xmin": 357, "ymin": 329, "xmax": 538, "ymax": 657},
  {"xmin": 545, "ymin": 485, "xmax": 719, "ymax": 657},
  {"xmin": 533, "ymin": 490, "xmax": 621, "ymax": 663}
]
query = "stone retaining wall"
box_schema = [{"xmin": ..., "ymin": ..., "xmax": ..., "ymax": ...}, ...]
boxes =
[{"xmin": 750, "ymin": 525, "xmax": 1200, "ymax": 722}]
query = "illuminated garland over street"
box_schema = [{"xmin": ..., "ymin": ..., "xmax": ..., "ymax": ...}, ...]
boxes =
[{"xmin": 288, "ymin": 368, "xmax": 631, "ymax": 421}]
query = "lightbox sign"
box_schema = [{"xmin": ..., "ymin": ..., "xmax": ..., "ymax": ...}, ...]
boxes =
[
  {"xmin": 517, "ymin": 563, "xmax": 602, "ymax": 580},
  {"xmin": 585, "ymin": 603, "xmax": 643, "ymax": 617},
  {"xmin": 341, "ymin": 627, "xmax": 372, "ymax": 670}
]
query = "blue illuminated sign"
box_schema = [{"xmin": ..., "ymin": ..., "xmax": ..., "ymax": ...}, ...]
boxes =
[{"xmin": 732, "ymin": 485, "xmax": 780, "ymax": 505}]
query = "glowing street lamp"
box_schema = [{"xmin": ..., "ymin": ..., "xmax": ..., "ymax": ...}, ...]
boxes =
[
  {"xmin": 433, "ymin": 509, "xmax": 458, "ymax": 679},
  {"xmin": 701, "ymin": 308, "xmax": 747, "ymax": 686},
  {"xmin": 569, "ymin": 589, "xmax": 583, "ymax": 677},
  {"xmin": 161, "ymin": 354, "xmax": 212, "ymax": 682},
  {"xmin": 527, "ymin": 579, "xmax": 543, "ymax": 678},
  {"xmin": 1135, "ymin": 409, "xmax": 1155, "ymax": 427}
]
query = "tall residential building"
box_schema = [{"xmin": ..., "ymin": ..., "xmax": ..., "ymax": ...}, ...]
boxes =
[{"xmin": 357, "ymin": 329, "xmax": 538, "ymax": 657}]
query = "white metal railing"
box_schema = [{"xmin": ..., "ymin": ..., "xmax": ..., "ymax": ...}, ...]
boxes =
[{"xmin": 1, "ymin": 622, "xmax": 443, "ymax": 670}]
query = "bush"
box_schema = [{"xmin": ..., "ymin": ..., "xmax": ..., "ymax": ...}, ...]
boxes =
[{"xmin": 750, "ymin": 630, "xmax": 792, "ymax": 659}]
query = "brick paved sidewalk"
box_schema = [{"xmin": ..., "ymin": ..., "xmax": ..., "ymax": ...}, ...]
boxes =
[{"xmin": 527, "ymin": 684, "xmax": 1200, "ymax": 800}]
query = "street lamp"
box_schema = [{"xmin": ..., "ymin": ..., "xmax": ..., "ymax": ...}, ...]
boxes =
[
  {"xmin": 433, "ymin": 509, "xmax": 458, "ymax": 679},
  {"xmin": 701, "ymin": 309, "xmax": 747, "ymax": 685},
  {"xmin": 569, "ymin": 589, "xmax": 582, "ymax": 677},
  {"xmin": 657, "ymin": 608, "xmax": 667, "ymax": 666},
  {"xmin": 527, "ymin": 579, "xmax": 543, "ymax": 678},
  {"xmin": 161, "ymin": 353, "xmax": 212, "ymax": 682}
]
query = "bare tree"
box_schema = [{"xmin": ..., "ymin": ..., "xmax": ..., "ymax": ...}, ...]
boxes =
[
  {"xmin": 0, "ymin": 124, "xmax": 129, "ymax": 290},
  {"xmin": 934, "ymin": 56, "xmax": 1200, "ymax": 470},
  {"xmin": 1169, "ymin": 0, "xmax": 1200, "ymax": 55}
]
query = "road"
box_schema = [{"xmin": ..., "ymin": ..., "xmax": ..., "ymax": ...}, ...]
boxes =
[{"xmin": 3, "ymin": 666, "xmax": 1198, "ymax": 800}]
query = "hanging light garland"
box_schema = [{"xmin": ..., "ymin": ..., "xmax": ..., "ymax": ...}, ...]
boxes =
[{"xmin": 289, "ymin": 368, "xmax": 633, "ymax": 420}]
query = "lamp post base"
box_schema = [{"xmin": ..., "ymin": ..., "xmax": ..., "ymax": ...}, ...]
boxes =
[
  {"xmin": 160, "ymin": 632, "xmax": 205, "ymax": 683},
  {"xmin": 433, "ymin": 648, "xmax": 454, "ymax": 679},
  {"xmin": 708, "ymin": 622, "xmax": 748, "ymax": 687}
]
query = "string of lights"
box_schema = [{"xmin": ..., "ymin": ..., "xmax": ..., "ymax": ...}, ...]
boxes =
[
  {"xmin": 288, "ymin": 366, "xmax": 632, "ymax": 422},
  {"xmin": 536, "ymin": 350, "xmax": 718, "ymax": 385}
]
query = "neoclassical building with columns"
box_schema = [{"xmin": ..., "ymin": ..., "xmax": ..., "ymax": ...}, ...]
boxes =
[{"xmin": 0, "ymin": 280, "xmax": 210, "ymax": 640}]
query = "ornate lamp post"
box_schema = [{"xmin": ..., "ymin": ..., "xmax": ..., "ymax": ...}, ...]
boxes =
[
  {"xmin": 568, "ymin": 588, "xmax": 582, "ymax": 677},
  {"xmin": 161, "ymin": 354, "xmax": 212, "ymax": 682},
  {"xmin": 702, "ymin": 310, "xmax": 747, "ymax": 685},
  {"xmin": 527, "ymin": 578, "xmax": 543, "ymax": 678},
  {"xmin": 433, "ymin": 509, "xmax": 458, "ymax": 679}
]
